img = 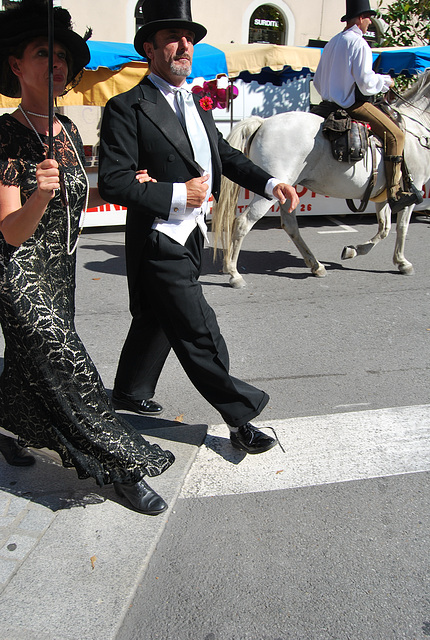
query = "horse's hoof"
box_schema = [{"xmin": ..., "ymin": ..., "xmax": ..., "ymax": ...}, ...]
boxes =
[
  {"xmin": 312, "ymin": 264, "xmax": 327, "ymax": 277},
  {"xmin": 341, "ymin": 246, "xmax": 357, "ymax": 260},
  {"xmin": 229, "ymin": 275, "xmax": 246, "ymax": 289},
  {"xmin": 398, "ymin": 264, "xmax": 415, "ymax": 275}
]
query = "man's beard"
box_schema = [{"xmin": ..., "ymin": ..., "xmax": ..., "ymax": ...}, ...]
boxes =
[{"xmin": 170, "ymin": 58, "xmax": 192, "ymax": 78}]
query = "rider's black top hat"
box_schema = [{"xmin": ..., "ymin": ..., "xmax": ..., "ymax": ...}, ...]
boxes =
[
  {"xmin": 134, "ymin": 0, "xmax": 207, "ymax": 56},
  {"xmin": 341, "ymin": 0, "xmax": 377, "ymax": 22}
]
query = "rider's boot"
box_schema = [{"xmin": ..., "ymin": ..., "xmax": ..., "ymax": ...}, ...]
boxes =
[{"xmin": 385, "ymin": 155, "xmax": 423, "ymax": 215}]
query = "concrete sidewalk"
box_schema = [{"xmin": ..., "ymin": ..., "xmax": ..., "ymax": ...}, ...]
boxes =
[{"xmin": 0, "ymin": 416, "xmax": 206, "ymax": 640}]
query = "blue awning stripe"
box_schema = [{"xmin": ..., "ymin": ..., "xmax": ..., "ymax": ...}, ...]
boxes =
[
  {"xmin": 86, "ymin": 41, "xmax": 228, "ymax": 81},
  {"xmin": 373, "ymin": 46, "xmax": 430, "ymax": 77}
]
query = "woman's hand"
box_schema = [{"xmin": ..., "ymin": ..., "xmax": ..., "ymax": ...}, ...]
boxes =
[
  {"xmin": 135, "ymin": 169, "xmax": 157, "ymax": 183},
  {"xmin": 35, "ymin": 158, "xmax": 60, "ymax": 202},
  {"xmin": 87, "ymin": 170, "xmax": 156, "ymax": 210},
  {"xmin": 0, "ymin": 159, "xmax": 61, "ymax": 246}
]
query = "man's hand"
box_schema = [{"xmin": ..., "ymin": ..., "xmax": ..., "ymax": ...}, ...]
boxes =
[
  {"xmin": 272, "ymin": 183, "xmax": 299, "ymax": 212},
  {"xmin": 185, "ymin": 174, "xmax": 210, "ymax": 208}
]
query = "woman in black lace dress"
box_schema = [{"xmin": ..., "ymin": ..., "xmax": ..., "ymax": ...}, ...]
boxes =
[{"xmin": 0, "ymin": 0, "xmax": 174, "ymax": 516}]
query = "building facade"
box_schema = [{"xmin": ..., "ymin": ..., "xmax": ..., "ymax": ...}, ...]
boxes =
[
  {"xmin": 0, "ymin": 1, "xmax": 392, "ymax": 171},
  {"xmin": 1, "ymin": 0, "xmax": 389, "ymax": 48}
]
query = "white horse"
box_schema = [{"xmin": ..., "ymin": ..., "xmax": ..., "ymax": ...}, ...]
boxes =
[{"xmin": 213, "ymin": 70, "xmax": 430, "ymax": 288}]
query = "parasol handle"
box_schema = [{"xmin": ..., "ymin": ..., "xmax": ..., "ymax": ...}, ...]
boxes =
[{"xmin": 47, "ymin": 0, "xmax": 54, "ymax": 159}]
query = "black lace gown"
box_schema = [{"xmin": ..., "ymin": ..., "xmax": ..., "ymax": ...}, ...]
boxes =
[{"xmin": 0, "ymin": 114, "xmax": 174, "ymax": 486}]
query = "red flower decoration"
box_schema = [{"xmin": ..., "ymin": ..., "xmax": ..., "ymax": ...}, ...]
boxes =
[
  {"xmin": 192, "ymin": 78, "xmax": 238, "ymax": 111},
  {"xmin": 199, "ymin": 96, "xmax": 214, "ymax": 111}
]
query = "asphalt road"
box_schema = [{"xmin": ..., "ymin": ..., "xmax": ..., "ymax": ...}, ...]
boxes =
[
  {"xmin": 73, "ymin": 212, "xmax": 430, "ymax": 426},
  {"xmin": 1, "ymin": 212, "xmax": 429, "ymax": 640},
  {"xmin": 73, "ymin": 212, "xmax": 430, "ymax": 640}
]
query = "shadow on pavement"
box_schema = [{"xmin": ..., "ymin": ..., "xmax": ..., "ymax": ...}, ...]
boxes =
[{"xmin": 0, "ymin": 416, "xmax": 207, "ymax": 513}]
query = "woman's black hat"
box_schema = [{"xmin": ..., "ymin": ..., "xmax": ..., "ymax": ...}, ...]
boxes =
[
  {"xmin": 0, "ymin": 0, "xmax": 91, "ymax": 97},
  {"xmin": 341, "ymin": 0, "xmax": 377, "ymax": 21},
  {"xmin": 134, "ymin": 0, "xmax": 207, "ymax": 56}
]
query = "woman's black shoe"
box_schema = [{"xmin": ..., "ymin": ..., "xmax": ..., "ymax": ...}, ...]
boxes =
[
  {"xmin": 114, "ymin": 478, "xmax": 168, "ymax": 515},
  {"xmin": 0, "ymin": 435, "xmax": 36, "ymax": 466}
]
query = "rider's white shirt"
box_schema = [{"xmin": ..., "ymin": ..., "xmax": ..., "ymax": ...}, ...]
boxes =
[{"xmin": 313, "ymin": 25, "xmax": 392, "ymax": 108}]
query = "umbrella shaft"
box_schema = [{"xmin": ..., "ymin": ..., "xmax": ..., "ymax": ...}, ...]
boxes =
[{"xmin": 48, "ymin": 0, "xmax": 54, "ymax": 159}]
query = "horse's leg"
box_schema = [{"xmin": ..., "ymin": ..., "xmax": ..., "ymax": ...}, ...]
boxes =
[
  {"xmin": 341, "ymin": 203, "xmax": 391, "ymax": 260},
  {"xmin": 224, "ymin": 196, "xmax": 271, "ymax": 288},
  {"xmin": 280, "ymin": 207, "xmax": 327, "ymax": 277},
  {"xmin": 393, "ymin": 205, "xmax": 414, "ymax": 275}
]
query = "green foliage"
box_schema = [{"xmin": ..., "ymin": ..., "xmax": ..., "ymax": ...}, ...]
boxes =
[
  {"xmin": 378, "ymin": 0, "xmax": 430, "ymax": 47},
  {"xmin": 376, "ymin": 0, "xmax": 430, "ymax": 90}
]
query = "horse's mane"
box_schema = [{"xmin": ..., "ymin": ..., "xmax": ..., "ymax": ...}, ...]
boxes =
[
  {"xmin": 400, "ymin": 68, "xmax": 430, "ymax": 103},
  {"xmin": 393, "ymin": 69, "xmax": 430, "ymax": 126}
]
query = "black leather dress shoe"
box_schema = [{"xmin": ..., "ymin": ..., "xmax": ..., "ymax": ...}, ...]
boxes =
[
  {"xmin": 112, "ymin": 392, "xmax": 163, "ymax": 416},
  {"xmin": 0, "ymin": 435, "xmax": 36, "ymax": 467},
  {"xmin": 114, "ymin": 479, "xmax": 168, "ymax": 515},
  {"xmin": 230, "ymin": 423, "xmax": 277, "ymax": 455}
]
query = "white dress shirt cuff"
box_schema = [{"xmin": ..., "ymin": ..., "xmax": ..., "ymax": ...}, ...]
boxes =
[
  {"xmin": 381, "ymin": 75, "xmax": 393, "ymax": 93},
  {"xmin": 265, "ymin": 177, "xmax": 282, "ymax": 199},
  {"xmin": 169, "ymin": 182, "xmax": 188, "ymax": 220}
]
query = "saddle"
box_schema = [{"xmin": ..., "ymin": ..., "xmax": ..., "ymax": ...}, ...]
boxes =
[
  {"xmin": 322, "ymin": 109, "xmax": 370, "ymax": 163},
  {"xmin": 311, "ymin": 100, "xmax": 395, "ymax": 212},
  {"xmin": 313, "ymin": 102, "xmax": 370, "ymax": 163}
]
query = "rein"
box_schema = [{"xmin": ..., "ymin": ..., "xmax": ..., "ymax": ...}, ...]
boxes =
[
  {"xmin": 390, "ymin": 84, "xmax": 430, "ymax": 138},
  {"xmin": 390, "ymin": 86, "xmax": 430, "ymax": 117},
  {"xmin": 401, "ymin": 113, "xmax": 430, "ymax": 149},
  {"xmin": 380, "ymin": 85, "xmax": 430, "ymax": 148}
]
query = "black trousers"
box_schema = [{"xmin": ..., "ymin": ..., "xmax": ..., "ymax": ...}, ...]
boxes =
[{"xmin": 114, "ymin": 226, "xmax": 269, "ymax": 427}]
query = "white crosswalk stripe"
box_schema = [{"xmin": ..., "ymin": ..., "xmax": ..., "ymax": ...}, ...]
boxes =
[
  {"xmin": 180, "ymin": 404, "xmax": 430, "ymax": 498},
  {"xmin": 317, "ymin": 216, "xmax": 358, "ymax": 233}
]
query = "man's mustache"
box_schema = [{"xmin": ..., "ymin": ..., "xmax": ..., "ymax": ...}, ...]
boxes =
[{"xmin": 174, "ymin": 54, "xmax": 191, "ymax": 62}]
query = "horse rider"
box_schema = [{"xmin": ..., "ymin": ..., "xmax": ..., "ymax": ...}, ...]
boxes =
[{"xmin": 312, "ymin": 0, "xmax": 423, "ymax": 214}]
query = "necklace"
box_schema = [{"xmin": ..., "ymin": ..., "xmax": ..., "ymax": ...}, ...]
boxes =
[
  {"xmin": 22, "ymin": 108, "xmax": 50, "ymax": 118},
  {"xmin": 18, "ymin": 104, "xmax": 89, "ymax": 255}
]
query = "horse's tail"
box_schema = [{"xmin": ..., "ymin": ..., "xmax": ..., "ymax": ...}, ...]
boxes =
[{"xmin": 212, "ymin": 116, "xmax": 265, "ymax": 255}]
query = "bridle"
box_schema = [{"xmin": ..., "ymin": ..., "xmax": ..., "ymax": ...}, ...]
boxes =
[{"xmin": 401, "ymin": 113, "xmax": 430, "ymax": 148}]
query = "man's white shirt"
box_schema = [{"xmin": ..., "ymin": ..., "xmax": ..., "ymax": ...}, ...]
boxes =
[
  {"xmin": 148, "ymin": 72, "xmax": 280, "ymax": 245},
  {"xmin": 313, "ymin": 25, "xmax": 392, "ymax": 108}
]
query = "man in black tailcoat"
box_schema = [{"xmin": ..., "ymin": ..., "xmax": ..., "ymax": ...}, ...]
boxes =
[{"xmin": 98, "ymin": 0, "xmax": 299, "ymax": 454}]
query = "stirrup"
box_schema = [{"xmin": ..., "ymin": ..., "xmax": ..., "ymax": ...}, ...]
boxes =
[{"xmin": 388, "ymin": 188, "xmax": 422, "ymax": 214}]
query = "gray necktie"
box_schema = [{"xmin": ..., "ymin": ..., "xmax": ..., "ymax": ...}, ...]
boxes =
[{"xmin": 175, "ymin": 88, "xmax": 211, "ymax": 174}]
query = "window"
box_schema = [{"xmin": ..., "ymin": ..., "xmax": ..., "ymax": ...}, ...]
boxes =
[
  {"xmin": 135, "ymin": 0, "xmax": 144, "ymax": 30},
  {"xmin": 1, "ymin": 0, "xmax": 20, "ymax": 8},
  {"xmin": 249, "ymin": 5, "xmax": 286, "ymax": 45}
]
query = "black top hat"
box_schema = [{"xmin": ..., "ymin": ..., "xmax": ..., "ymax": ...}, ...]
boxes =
[
  {"xmin": 341, "ymin": 0, "xmax": 376, "ymax": 21},
  {"xmin": 0, "ymin": 0, "xmax": 90, "ymax": 97},
  {"xmin": 134, "ymin": 0, "xmax": 207, "ymax": 57}
]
